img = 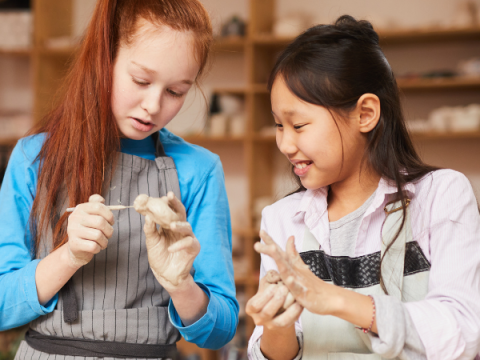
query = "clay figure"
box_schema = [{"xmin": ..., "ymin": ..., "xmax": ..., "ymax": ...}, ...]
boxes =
[{"xmin": 134, "ymin": 194, "xmax": 181, "ymax": 230}]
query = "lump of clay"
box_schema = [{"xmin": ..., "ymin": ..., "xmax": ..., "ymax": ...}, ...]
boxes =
[
  {"xmin": 265, "ymin": 270, "xmax": 296, "ymax": 315},
  {"xmin": 134, "ymin": 194, "xmax": 180, "ymax": 229}
]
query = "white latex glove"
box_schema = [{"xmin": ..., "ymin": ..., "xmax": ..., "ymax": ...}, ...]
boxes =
[
  {"xmin": 135, "ymin": 192, "xmax": 200, "ymax": 293},
  {"xmin": 66, "ymin": 194, "xmax": 114, "ymax": 268}
]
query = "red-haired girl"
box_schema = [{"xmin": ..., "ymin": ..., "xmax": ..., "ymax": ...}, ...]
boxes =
[
  {"xmin": 246, "ymin": 16, "xmax": 480, "ymax": 360},
  {"xmin": 0, "ymin": 0, "xmax": 238, "ymax": 358}
]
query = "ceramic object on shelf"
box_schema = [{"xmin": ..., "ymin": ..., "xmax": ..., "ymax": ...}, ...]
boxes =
[
  {"xmin": 273, "ymin": 14, "xmax": 309, "ymax": 37},
  {"xmin": 208, "ymin": 113, "xmax": 228, "ymax": 136},
  {"xmin": 230, "ymin": 114, "xmax": 245, "ymax": 136},
  {"xmin": 221, "ymin": 15, "xmax": 246, "ymax": 38},
  {"xmin": 218, "ymin": 94, "xmax": 244, "ymax": 115},
  {"xmin": 0, "ymin": 11, "xmax": 32, "ymax": 50}
]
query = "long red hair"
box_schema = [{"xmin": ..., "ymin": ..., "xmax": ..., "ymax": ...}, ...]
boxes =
[{"xmin": 30, "ymin": 0, "xmax": 212, "ymax": 253}]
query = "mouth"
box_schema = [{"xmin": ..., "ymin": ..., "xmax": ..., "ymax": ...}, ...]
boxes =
[
  {"xmin": 130, "ymin": 117, "xmax": 155, "ymax": 132},
  {"xmin": 292, "ymin": 160, "xmax": 313, "ymax": 176}
]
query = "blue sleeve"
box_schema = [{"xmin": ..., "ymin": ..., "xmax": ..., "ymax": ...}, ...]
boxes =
[
  {"xmin": 168, "ymin": 158, "xmax": 239, "ymax": 349},
  {"xmin": 0, "ymin": 138, "xmax": 58, "ymax": 331}
]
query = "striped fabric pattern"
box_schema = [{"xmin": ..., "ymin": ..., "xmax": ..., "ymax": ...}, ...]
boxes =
[{"xmin": 16, "ymin": 152, "xmax": 181, "ymax": 360}]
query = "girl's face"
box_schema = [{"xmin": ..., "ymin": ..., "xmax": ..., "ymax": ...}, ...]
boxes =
[
  {"xmin": 111, "ymin": 20, "xmax": 200, "ymax": 140},
  {"xmin": 271, "ymin": 76, "xmax": 367, "ymax": 191}
]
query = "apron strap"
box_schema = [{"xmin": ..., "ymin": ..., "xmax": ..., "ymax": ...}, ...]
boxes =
[
  {"xmin": 151, "ymin": 131, "xmax": 167, "ymax": 158},
  {"xmin": 380, "ymin": 199, "xmax": 411, "ymax": 300},
  {"xmin": 25, "ymin": 330, "xmax": 178, "ymax": 359}
]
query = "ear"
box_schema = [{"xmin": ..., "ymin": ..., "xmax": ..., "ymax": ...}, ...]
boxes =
[{"xmin": 353, "ymin": 94, "xmax": 381, "ymax": 134}]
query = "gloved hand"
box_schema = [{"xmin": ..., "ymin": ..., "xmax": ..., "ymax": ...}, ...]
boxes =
[
  {"xmin": 134, "ymin": 192, "xmax": 200, "ymax": 293},
  {"xmin": 66, "ymin": 194, "xmax": 114, "ymax": 268}
]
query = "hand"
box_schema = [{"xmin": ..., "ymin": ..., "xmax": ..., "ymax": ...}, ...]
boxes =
[
  {"xmin": 66, "ymin": 194, "xmax": 114, "ymax": 268},
  {"xmin": 254, "ymin": 231, "xmax": 343, "ymax": 316},
  {"xmin": 141, "ymin": 193, "xmax": 200, "ymax": 293},
  {"xmin": 246, "ymin": 270, "xmax": 303, "ymax": 330}
]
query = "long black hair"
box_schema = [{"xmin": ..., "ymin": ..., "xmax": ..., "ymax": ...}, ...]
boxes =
[{"xmin": 268, "ymin": 15, "xmax": 438, "ymax": 293}]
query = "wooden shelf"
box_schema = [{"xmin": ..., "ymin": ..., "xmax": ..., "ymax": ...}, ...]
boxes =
[
  {"xmin": 0, "ymin": 48, "xmax": 32, "ymax": 56},
  {"xmin": 235, "ymin": 275, "xmax": 259, "ymax": 286},
  {"xmin": 253, "ymin": 27, "xmax": 480, "ymax": 47},
  {"xmin": 0, "ymin": 138, "xmax": 19, "ymax": 146},
  {"xmin": 213, "ymin": 37, "xmax": 246, "ymax": 52},
  {"xmin": 212, "ymin": 87, "xmax": 247, "ymax": 95},
  {"xmin": 38, "ymin": 46, "xmax": 76, "ymax": 56},
  {"xmin": 411, "ymin": 131, "xmax": 480, "ymax": 140},
  {"xmin": 252, "ymin": 34, "xmax": 293, "ymax": 46},
  {"xmin": 397, "ymin": 77, "xmax": 480, "ymax": 91},
  {"xmin": 378, "ymin": 26, "xmax": 480, "ymax": 44},
  {"xmin": 182, "ymin": 135, "xmax": 246, "ymax": 144},
  {"xmin": 254, "ymin": 77, "xmax": 480, "ymax": 94}
]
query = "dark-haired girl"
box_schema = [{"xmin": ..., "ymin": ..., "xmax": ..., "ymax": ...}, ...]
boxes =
[
  {"xmin": 0, "ymin": 0, "xmax": 238, "ymax": 359},
  {"xmin": 246, "ymin": 15, "xmax": 480, "ymax": 360}
]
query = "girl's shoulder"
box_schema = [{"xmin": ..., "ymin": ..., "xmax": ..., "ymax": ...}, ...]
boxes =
[
  {"xmin": 11, "ymin": 133, "xmax": 46, "ymax": 168},
  {"xmin": 413, "ymin": 168, "xmax": 473, "ymax": 198}
]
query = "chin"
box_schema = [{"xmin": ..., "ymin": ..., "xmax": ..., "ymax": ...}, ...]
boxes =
[{"xmin": 121, "ymin": 127, "xmax": 156, "ymax": 140}]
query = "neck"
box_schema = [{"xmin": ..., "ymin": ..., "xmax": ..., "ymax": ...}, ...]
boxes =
[{"xmin": 327, "ymin": 165, "xmax": 381, "ymax": 222}]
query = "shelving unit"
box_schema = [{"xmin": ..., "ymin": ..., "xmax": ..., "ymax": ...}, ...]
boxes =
[{"xmin": 1, "ymin": 1, "xmax": 480, "ymax": 360}]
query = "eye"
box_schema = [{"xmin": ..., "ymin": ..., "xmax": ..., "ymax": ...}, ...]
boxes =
[
  {"xmin": 294, "ymin": 124, "xmax": 306, "ymax": 130},
  {"xmin": 167, "ymin": 89, "xmax": 184, "ymax": 98},
  {"xmin": 132, "ymin": 77, "xmax": 149, "ymax": 86},
  {"xmin": 274, "ymin": 123, "xmax": 283, "ymax": 128}
]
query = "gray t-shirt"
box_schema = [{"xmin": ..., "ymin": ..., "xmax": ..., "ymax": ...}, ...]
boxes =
[{"xmin": 329, "ymin": 191, "xmax": 376, "ymax": 257}]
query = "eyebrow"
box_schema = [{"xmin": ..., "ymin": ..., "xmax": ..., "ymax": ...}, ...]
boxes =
[
  {"xmin": 271, "ymin": 110, "xmax": 299, "ymax": 117},
  {"xmin": 131, "ymin": 61, "xmax": 194, "ymax": 85}
]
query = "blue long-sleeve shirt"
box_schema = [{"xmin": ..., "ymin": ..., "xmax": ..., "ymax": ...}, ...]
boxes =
[{"xmin": 0, "ymin": 128, "xmax": 239, "ymax": 349}]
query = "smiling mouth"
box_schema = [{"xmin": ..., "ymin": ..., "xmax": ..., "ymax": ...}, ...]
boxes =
[{"xmin": 293, "ymin": 161, "xmax": 313, "ymax": 169}]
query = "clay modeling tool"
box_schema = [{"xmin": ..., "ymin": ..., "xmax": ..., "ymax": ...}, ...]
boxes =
[{"xmin": 66, "ymin": 205, "xmax": 134, "ymax": 212}]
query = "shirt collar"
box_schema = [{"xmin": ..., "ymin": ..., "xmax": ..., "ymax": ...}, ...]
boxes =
[{"xmin": 293, "ymin": 177, "xmax": 416, "ymax": 223}]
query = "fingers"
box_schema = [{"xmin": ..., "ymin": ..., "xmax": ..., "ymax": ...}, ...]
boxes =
[
  {"xmin": 144, "ymin": 215, "xmax": 162, "ymax": 250},
  {"xmin": 246, "ymin": 283, "xmax": 278, "ymax": 315},
  {"xmin": 271, "ymin": 302, "xmax": 303, "ymax": 328},
  {"xmin": 167, "ymin": 236, "xmax": 199, "ymax": 254},
  {"xmin": 166, "ymin": 192, "xmax": 186, "ymax": 220},
  {"xmin": 169, "ymin": 221, "xmax": 193, "ymax": 237},
  {"xmin": 77, "ymin": 214, "xmax": 114, "ymax": 240},
  {"xmin": 89, "ymin": 194, "xmax": 105, "ymax": 204},
  {"xmin": 284, "ymin": 275, "xmax": 308, "ymax": 298},
  {"xmin": 286, "ymin": 236, "xmax": 309, "ymax": 270},
  {"xmin": 74, "ymin": 196, "xmax": 114, "ymax": 226}
]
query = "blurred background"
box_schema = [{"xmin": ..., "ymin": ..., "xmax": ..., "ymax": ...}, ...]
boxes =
[{"xmin": 1, "ymin": 0, "xmax": 480, "ymax": 359}]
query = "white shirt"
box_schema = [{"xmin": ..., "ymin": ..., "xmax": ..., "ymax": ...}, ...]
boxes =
[{"xmin": 249, "ymin": 169, "xmax": 480, "ymax": 360}]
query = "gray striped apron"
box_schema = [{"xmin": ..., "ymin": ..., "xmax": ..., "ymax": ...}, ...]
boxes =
[
  {"xmin": 15, "ymin": 134, "xmax": 182, "ymax": 360},
  {"xmin": 300, "ymin": 201, "xmax": 430, "ymax": 360}
]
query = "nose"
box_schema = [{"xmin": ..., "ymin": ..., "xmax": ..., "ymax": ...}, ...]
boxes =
[
  {"xmin": 141, "ymin": 88, "xmax": 162, "ymax": 116},
  {"xmin": 277, "ymin": 130, "xmax": 297, "ymax": 157}
]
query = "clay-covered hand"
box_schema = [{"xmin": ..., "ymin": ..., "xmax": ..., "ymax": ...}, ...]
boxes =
[
  {"xmin": 254, "ymin": 231, "xmax": 342, "ymax": 316},
  {"xmin": 66, "ymin": 194, "xmax": 114, "ymax": 268},
  {"xmin": 136, "ymin": 192, "xmax": 200, "ymax": 293},
  {"xmin": 246, "ymin": 270, "xmax": 303, "ymax": 330}
]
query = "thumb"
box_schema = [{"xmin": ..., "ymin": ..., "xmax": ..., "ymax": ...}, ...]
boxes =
[{"xmin": 144, "ymin": 215, "xmax": 160, "ymax": 250}]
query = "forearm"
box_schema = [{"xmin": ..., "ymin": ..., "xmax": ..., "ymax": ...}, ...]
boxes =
[
  {"xmin": 169, "ymin": 275, "xmax": 209, "ymax": 326},
  {"xmin": 35, "ymin": 244, "xmax": 80, "ymax": 305},
  {"xmin": 330, "ymin": 287, "xmax": 378, "ymax": 334},
  {"xmin": 260, "ymin": 325, "xmax": 299, "ymax": 360}
]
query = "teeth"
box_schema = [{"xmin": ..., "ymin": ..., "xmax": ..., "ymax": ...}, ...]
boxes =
[{"xmin": 295, "ymin": 162, "xmax": 310, "ymax": 169}]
